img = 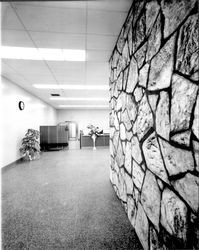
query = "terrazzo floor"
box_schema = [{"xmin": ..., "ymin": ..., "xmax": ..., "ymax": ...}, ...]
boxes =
[{"xmin": 2, "ymin": 148, "xmax": 142, "ymax": 250}]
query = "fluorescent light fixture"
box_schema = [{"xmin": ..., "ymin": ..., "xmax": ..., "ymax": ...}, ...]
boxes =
[
  {"xmin": 59, "ymin": 105, "xmax": 109, "ymax": 108},
  {"xmin": 0, "ymin": 46, "xmax": 86, "ymax": 61},
  {"xmin": 33, "ymin": 84, "xmax": 109, "ymax": 90},
  {"xmin": 38, "ymin": 48, "xmax": 64, "ymax": 61},
  {"xmin": 50, "ymin": 97, "xmax": 108, "ymax": 101},
  {"xmin": 1, "ymin": 46, "xmax": 40, "ymax": 60}
]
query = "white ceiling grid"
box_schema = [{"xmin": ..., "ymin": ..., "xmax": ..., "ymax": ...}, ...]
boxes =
[{"xmin": 1, "ymin": 0, "xmax": 132, "ymax": 108}]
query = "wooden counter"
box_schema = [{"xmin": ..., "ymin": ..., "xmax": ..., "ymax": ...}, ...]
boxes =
[{"xmin": 80, "ymin": 133, "xmax": 109, "ymax": 148}]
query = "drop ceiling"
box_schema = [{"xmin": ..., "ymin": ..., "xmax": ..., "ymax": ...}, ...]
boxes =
[{"xmin": 1, "ymin": 0, "xmax": 132, "ymax": 109}]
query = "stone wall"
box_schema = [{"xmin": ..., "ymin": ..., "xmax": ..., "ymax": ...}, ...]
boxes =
[{"xmin": 109, "ymin": 0, "xmax": 199, "ymax": 249}]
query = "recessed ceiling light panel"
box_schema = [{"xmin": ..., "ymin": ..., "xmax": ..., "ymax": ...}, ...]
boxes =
[
  {"xmin": 33, "ymin": 84, "xmax": 108, "ymax": 90},
  {"xmin": 0, "ymin": 46, "xmax": 86, "ymax": 61},
  {"xmin": 59, "ymin": 105, "xmax": 109, "ymax": 109},
  {"xmin": 50, "ymin": 97, "xmax": 108, "ymax": 101}
]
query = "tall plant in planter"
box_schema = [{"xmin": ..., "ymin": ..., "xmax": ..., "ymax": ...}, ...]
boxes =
[{"xmin": 19, "ymin": 129, "xmax": 40, "ymax": 160}]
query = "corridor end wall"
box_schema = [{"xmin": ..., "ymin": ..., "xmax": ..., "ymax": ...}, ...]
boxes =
[{"xmin": 109, "ymin": 0, "xmax": 199, "ymax": 249}]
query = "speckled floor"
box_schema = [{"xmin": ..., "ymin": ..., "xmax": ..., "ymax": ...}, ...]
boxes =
[{"xmin": 2, "ymin": 148, "xmax": 142, "ymax": 250}]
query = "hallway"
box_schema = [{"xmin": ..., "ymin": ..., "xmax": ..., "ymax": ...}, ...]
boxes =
[{"xmin": 2, "ymin": 148, "xmax": 142, "ymax": 250}]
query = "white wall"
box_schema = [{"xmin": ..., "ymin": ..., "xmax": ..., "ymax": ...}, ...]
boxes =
[
  {"xmin": 1, "ymin": 76, "xmax": 57, "ymax": 167},
  {"xmin": 57, "ymin": 109, "xmax": 109, "ymax": 134}
]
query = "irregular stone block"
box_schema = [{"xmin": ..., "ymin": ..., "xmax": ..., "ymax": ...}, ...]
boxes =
[
  {"xmin": 161, "ymin": 188, "xmax": 188, "ymax": 242},
  {"xmin": 193, "ymin": 140, "xmax": 199, "ymax": 172},
  {"xmin": 127, "ymin": 24, "xmax": 133, "ymax": 56},
  {"xmin": 134, "ymin": 42, "xmax": 147, "ymax": 69},
  {"xmin": 120, "ymin": 123, "xmax": 126, "ymax": 141},
  {"xmin": 116, "ymin": 140, "xmax": 124, "ymax": 168},
  {"xmin": 132, "ymin": 161, "xmax": 144, "ymax": 190},
  {"xmin": 156, "ymin": 91, "xmax": 170, "ymax": 140},
  {"xmin": 123, "ymin": 66, "xmax": 129, "ymax": 90},
  {"xmin": 110, "ymin": 127, "xmax": 115, "ymax": 139},
  {"xmin": 139, "ymin": 63, "xmax": 150, "ymax": 88},
  {"xmin": 159, "ymin": 138, "xmax": 194, "ymax": 176},
  {"xmin": 132, "ymin": 0, "xmax": 145, "ymax": 28},
  {"xmin": 126, "ymin": 94, "xmax": 137, "ymax": 122},
  {"xmin": 127, "ymin": 196, "xmax": 137, "ymax": 227},
  {"xmin": 126, "ymin": 56, "xmax": 138, "ymax": 93},
  {"xmin": 135, "ymin": 202, "xmax": 149, "ymax": 250},
  {"xmin": 190, "ymin": 213, "xmax": 199, "ymax": 249},
  {"xmin": 146, "ymin": 13, "xmax": 162, "ymax": 61},
  {"xmin": 109, "ymin": 111, "xmax": 114, "ymax": 127},
  {"xmin": 113, "ymin": 83, "xmax": 119, "ymax": 99},
  {"xmin": 192, "ymin": 94, "xmax": 199, "ymax": 140},
  {"xmin": 141, "ymin": 170, "xmax": 161, "ymax": 231},
  {"xmin": 146, "ymin": 0, "xmax": 160, "ymax": 34},
  {"xmin": 122, "ymin": 41, "xmax": 130, "ymax": 68},
  {"xmin": 171, "ymin": 74, "xmax": 198, "ymax": 132},
  {"xmin": 148, "ymin": 35, "xmax": 175, "ymax": 91},
  {"xmin": 114, "ymin": 112, "xmax": 119, "ymax": 130},
  {"xmin": 131, "ymin": 136, "xmax": 142, "ymax": 164},
  {"xmin": 134, "ymin": 87, "xmax": 143, "ymax": 103},
  {"xmin": 113, "ymin": 131, "xmax": 119, "ymax": 152},
  {"xmin": 123, "ymin": 8, "xmax": 134, "ymax": 40},
  {"xmin": 110, "ymin": 169, "xmax": 118, "ymax": 187},
  {"xmin": 111, "ymin": 49, "xmax": 119, "ymax": 68},
  {"xmin": 118, "ymin": 169, "xmax": 127, "ymax": 202},
  {"xmin": 135, "ymin": 94, "xmax": 154, "ymax": 140},
  {"xmin": 124, "ymin": 172, "xmax": 134, "ymax": 195},
  {"xmin": 116, "ymin": 94, "xmax": 122, "ymax": 111},
  {"xmin": 117, "ymin": 72, "xmax": 123, "ymax": 91},
  {"xmin": 132, "ymin": 13, "xmax": 146, "ymax": 53},
  {"xmin": 124, "ymin": 141, "xmax": 132, "ymax": 175},
  {"xmin": 161, "ymin": 0, "xmax": 196, "ymax": 38},
  {"xmin": 117, "ymin": 28, "xmax": 126, "ymax": 54},
  {"xmin": 172, "ymin": 173, "xmax": 199, "ymax": 213},
  {"xmin": 133, "ymin": 187, "xmax": 140, "ymax": 205},
  {"xmin": 171, "ymin": 130, "xmax": 191, "ymax": 147},
  {"xmin": 126, "ymin": 131, "xmax": 133, "ymax": 142},
  {"xmin": 110, "ymin": 140, "xmax": 114, "ymax": 157},
  {"xmin": 121, "ymin": 110, "xmax": 132, "ymax": 131},
  {"xmin": 148, "ymin": 93, "xmax": 159, "ymax": 113},
  {"xmin": 116, "ymin": 55, "xmax": 124, "ymax": 77},
  {"xmin": 122, "ymin": 141, "xmax": 126, "ymax": 155},
  {"xmin": 176, "ymin": 14, "xmax": 199, "ymax": 80},
  {"xmin": 150, "ymin": 225, "xmax": 162, "ymax": 250},
  {"xmin": 142, "ymin": 132, "xmax": 169, "ymax": 183}
]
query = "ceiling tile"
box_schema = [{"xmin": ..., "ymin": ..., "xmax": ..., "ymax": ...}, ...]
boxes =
[
  {"xmin": 87, "ymin": 34, "xmax": 117, "ymax": 50},
  {"xmin": 87, "ymin": 9, "xmax": 127, "ymax": 36},
  {"xmin": 13, "ymin": 1, "xmax": 86, "ymax": 9},
  {"xmin": 48, "ymin": 61, "xmax": 86, "ymax": 80},
  {"xmin": 86, "ymin": 62, "xmax": 109, "ymax": 77},
  {"xmin": 3, "ymin": 59, "xmax": 52, "ymax": 75},
  {"xmin": 88, "ymin": 0, "xmax": 132, "ymax": 12},
  {"xmin": 2, "ymin": 29, "xmax": 35, "ymax": 47},
  {"xmin": 1, "ymin": 3, "xmax": 24, "ymax": 30},
  {"xmin": 87, "ymin": 50, "xmax": 112, "ymax": 62},
  {"xmin": 30, "ymin": 31, "xmax": 86, "ymax": 49},
  {"xmin": 14, "ymin": 4, "xmax": 86, "ymax": 34}
]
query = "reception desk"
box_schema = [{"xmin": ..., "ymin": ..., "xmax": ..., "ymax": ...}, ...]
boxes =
[{"xmin": 80, "ymin": 132, "xmax": 109, "ymax": 149}]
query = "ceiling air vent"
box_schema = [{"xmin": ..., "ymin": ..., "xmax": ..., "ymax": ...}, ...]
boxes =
[{"xmin": 51, "ymin": 94, "xmax": 60, "ymax": 96}]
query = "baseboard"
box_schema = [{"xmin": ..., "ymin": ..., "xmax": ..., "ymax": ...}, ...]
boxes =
[{"xmin": 1, "ymin": 157, "xmax": 23, "ymax": 173}]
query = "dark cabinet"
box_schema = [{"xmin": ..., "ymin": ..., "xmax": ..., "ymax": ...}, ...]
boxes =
[{"xmin": 40, "ymin": 126, "xmax": 69, "ymax": 150}]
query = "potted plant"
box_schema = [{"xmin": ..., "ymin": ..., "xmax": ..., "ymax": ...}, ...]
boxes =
[
  {"xmin": 19, "ymin": 129, "xmax": 40, "ymax": 160},
  {"xmin": 87, "ymin": 124, "xmax": 103, "ymax": 150}
]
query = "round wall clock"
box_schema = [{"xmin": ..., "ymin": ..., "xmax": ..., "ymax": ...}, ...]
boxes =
[{"xmin": 19, "ymin": 101, "xmax": 25, "ymax": 110}]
